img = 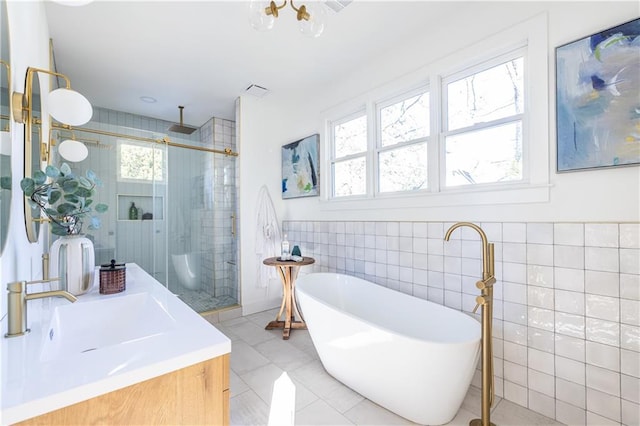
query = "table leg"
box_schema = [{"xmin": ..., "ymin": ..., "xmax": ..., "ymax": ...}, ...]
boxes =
[{"xmin": 264, "ymin": 265, "xmax": 307, "ymax": 340}]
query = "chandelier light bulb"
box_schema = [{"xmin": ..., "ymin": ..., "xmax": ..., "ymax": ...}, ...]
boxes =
[
  {"xmin": 298, "ymin": 2, "xmax": 327, "ymax": 38},
  {"xmin": 48, "ymin": 88, "xmax": 93, "ymax": 126},
  {"xmin": 249, "ymin": 0, "xmax": 276, "ymax": 31}
]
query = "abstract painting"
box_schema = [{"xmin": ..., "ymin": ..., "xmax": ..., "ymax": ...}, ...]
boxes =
[
  {"xmin": 556, "ymin": 18, "xmax": 640, "ymax": 172},
  {"xmin": 282, "ymin": 134, "xmax": 319, "ymax": 199}
]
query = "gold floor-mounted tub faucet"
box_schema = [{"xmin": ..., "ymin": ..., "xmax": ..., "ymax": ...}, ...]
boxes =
[
  {"xmin": 5, "ymin": 278, "xmax": 77, "ymax": 338},
  {"xmin": 444, "ymin": 222, "xmax": 496, "ymax": 426}
]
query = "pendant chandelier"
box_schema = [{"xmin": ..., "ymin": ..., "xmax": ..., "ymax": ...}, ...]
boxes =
[{"xmin": 249, "ymin": 0, "xmax": 328, "ymax": 38}]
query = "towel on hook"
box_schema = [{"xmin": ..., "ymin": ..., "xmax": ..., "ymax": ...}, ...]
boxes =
[{"xmin": 255, "ymin": 185, "xmax": 281, "ymax": 288}]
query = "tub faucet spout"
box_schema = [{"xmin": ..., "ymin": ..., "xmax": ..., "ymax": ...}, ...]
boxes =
[{"xmin": 444, "ymin": 222, "xmax": 495, "ymax": 426}]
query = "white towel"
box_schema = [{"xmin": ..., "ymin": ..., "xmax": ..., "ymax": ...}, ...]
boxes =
[{"xmin": 255, "ymin": 185, "xmax": 281, "ymax": 288}]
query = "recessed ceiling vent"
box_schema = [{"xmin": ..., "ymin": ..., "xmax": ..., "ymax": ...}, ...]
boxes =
[
  {"xmin": 324, "ymin": 0, "xmax": 352, "ymax": 13},
  {"xmin": 245, "ymin": 84, "xmax": 269, "ymax": 98}
]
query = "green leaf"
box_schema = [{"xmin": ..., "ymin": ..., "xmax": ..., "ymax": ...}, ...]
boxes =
[
  {"xmin": 56, "ymin": 203, "xmax": 76, "ymax": 215},
  {"xmin": 94, "ymin": 203, "xmax": 108, "ymax": 213},
  {"xmin": 60, "ymin": 163, "xmax": 72, "ymax": 176},
  {"xmin": 74, "ymin": 187, "xmax": 93, "ymax": 198},
  {"xmin": 63, "ymin": 194, "xmax": 79, "ymax": 204},
  {"xmin": 84, "ymin": 199, "xmax": 93, "ymax": 207},
  {"xmin": 48, "ymin": 190, "xmax": 62, "ymax": 205},
  {"xmin": 20, "ymin": 178, "xmax": 35, "ymax": 196},
  {"xmin": 62, "ymin": 180, "xmax": 79, "ymax": 193},
  {"xmin": 78, "ymin": 176, "xmax": 91, "ymax": 188},
  {"xmin": 51, "ymin": 224, "xmax": 69, "ymax": 236},
  {"xmin": 0, "ymin": 176, "xmax": 11, "ymax": 190},
  {"xmin": 45, "ymin": 165, "xmax": 61, "ymax": 178},
  {"xmin": 33, "ymin": 170, "xmax": 47, "ymax": 185},
  {"xmin": 45, "ymin": 208, "xmax": 58, "ymax": 217}
]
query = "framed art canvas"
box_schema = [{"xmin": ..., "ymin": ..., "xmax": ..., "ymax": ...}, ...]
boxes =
[
  {"xmin": 556, "ymin": 18, "xmax": 640, "ymax": 172},
  {"xmin": 282, "ymin": 134, "xmax": 319, "ymax": 199}
]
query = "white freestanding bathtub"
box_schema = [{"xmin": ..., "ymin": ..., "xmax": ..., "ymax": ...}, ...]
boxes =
[{"xmin": 296, "ymin": 273, "xmax": 481, "ymax": 425}]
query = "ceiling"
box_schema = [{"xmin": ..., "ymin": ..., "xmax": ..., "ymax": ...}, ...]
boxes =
[{"xmin": 43, "ymin": 1, "xmax": 464, "ymax": 127}]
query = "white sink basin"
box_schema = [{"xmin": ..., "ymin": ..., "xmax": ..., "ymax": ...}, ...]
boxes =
[{"xmin": 40, "ymin": 292, "xmax": 176, "ymax": 362}]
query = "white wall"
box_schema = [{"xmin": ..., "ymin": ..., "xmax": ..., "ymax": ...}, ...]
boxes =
[
  {"xmin": 1, "ymin": 1, "xmax": 51, "ymax": 319},
  {"xmin": 238, "ymin": 2, "xmax": 640, "ymax": 313}
]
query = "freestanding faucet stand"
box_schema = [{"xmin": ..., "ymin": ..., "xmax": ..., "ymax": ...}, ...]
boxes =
[{"xmin": 445, "ymin": 222, "xmax": 496, "ymax": 426}]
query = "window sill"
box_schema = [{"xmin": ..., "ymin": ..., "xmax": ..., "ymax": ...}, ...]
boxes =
[{"xmin": 320, "ymin": 183, "xmax": 551, "ymax": 211}]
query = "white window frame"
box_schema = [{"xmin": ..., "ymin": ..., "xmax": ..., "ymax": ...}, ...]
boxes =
[
  {"xmin": 322, "ymin": 14, "xmax": 548, "ymax": 209},
  {"xmin": 375, "ymin": 84, "xmax": 430, "ymax": 195},
  {"xmin": 440, "ymin": 47, "xmax": 527, "ymax": 190},
  {"xmin": 329, "ymin": 108, "xmax": 369, "ymax": 199}
]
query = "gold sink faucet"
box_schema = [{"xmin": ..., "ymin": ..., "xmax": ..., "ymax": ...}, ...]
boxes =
[
  {"xmin": 444, "ymin": 222, "xmax": 496, "ymax": 426},
  {"xmin": 5, "ymin": 278, "xmax": 77, "ymax": 338}
]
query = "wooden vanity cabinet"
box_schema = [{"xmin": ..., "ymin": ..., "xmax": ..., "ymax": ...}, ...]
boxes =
[{"xmin": 16, "ymin": 354, "xmax": 230, "ymax": 425}]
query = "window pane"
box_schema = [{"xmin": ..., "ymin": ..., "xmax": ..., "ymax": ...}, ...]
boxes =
[
  {"xmin": 119, "ymin": 142, "xmax": 164, "ymax": 181},
  {"xmin": 333, "ymin": 157, "xmax": 366, "ymax": 197},
  {"xmin": 379, "ymin": 143, "xmax": 428, "ymax": 192},
  {"xmin": 380, "ymin": 92, "xmax": 429, "ymax": 147},
  {"xmin": 334, "ymin": 115, "xmax": 367, "ymax": 158},
  {"xmin": 445, "ymin": 121, "xmax": 522, "ymax": 187},
  {"xmin": 447, "ymin": 57, "xmax": 524, "ymax": 131}
]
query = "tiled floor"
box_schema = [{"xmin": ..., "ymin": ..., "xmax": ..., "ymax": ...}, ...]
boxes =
[{"xmin": 205, "ymin": 308, "xmax": 564, "ymax": 426}]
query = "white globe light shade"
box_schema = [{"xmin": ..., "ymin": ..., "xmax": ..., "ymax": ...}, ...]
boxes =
[
  {"xmin": 249, "ymin": 0, "xmax": 275, "ymax": 31},
  {"xmin": 298, "ymin": 2, "xmax": 327, "ymax": 38},
  {"xmin": 48, "ymin": 88, "xmax": 93, "ymax": 126},
  {"xmin": 58, "ymin": 139, "xmax": 88, "ymax": 162}
]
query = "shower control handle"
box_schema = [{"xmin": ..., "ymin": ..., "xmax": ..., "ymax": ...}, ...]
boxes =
[{"xmin": 472, "ymin": 295, "xmax": 488, "ymax": 314}]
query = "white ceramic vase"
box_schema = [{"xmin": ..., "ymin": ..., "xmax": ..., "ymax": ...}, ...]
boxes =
[{"xmin": 49, "ymin": 234, "xmax": 95, "ymax": 295}]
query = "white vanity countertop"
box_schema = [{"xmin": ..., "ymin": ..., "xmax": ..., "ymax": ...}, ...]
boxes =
[{"xmin": 0, "ymin": 263, "xmax": 231, "ymax": 425}]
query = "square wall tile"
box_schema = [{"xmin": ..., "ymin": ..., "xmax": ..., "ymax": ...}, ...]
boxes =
[
  {"xmin": 555, "ymin": 289, "xmax": 585, "ymax": 315},
  {"xmin": 527, "ymin": 223, "xmax": 554, "ymax": 244},
  {"xmin": 585, "ymin": 270, "xmax": 619, "ymax": 297},
  {"xmin": 621, "ymin": 299, "xmax": 640, "ymax": 326},
  {"xmin": 621, "ymin": 324, "xmax": 640, "ymax": 352},
  {"xmin": 585, "ymin": 247, "xmax": 619, "ymax": 273},
  {"xmin": 586, "ymin": 364, "xmax": 620, "ymax": 397},
  {"xmin": 586, "ymin": 294, "xmax": 619, "ymax": 322},
  {"xmin": 556, "ymin": 312, "xmax": 586, "ymax": 339},
  {"xmin": 622, "ymin": 399, "xmax": 640, "ymax": 426},
  {"xmin": 620, "ymin": 248, "xmax": 640, "ymax": 274},
  {"xmin": 554, "ymin": 223, "xmax": 585, "ymax": 246},
  {"xmin": 585, "ymin": 224, "xmax": 619, "ymax": 248},
  {"xmin": 621, "ymin": 274, "xmax": 640, "ymax": 301},
  {"xmin": 556, "ymin": 400, "xmax": 586, "ymax": 425},
  {"xmin": 555, "ymin": 334, "xmax": 586, "ymax": 362},
  {"xmin": 527, "ymin": 265, "xmax": 554, "ymax": 288},
  {"xmin": 528, "ymin": 389, "xmax": 555, "ymax": 419},
  {"xmin": 586, "ymin": 318, "xmax": 620, "ymax": 346},
  {"xmin": 528, "ymin": 347, "xmax": 554, "ymax": 375},
  {"xmin": 556, "ymin": 377, "xmax": 586, "ymax": 408},
  {"xmin": 503, "ymin": 223, "xmax": 527, "ymax": 243},
  {"xmin": 621, "ymin": 349, "xmax": 640, "ymax": 378},
  {"xmin": 555, "ymin": 355, "xmax": 585, "ymax": 385},
  {"xmin": 527, "ymin": 244, "xmax": 554, "ymax": 266},
  {"xmin": 586, "ymin": 387, "xmax": 621, "ymax": 422},
  {"xmin": 555, "ymin": 267, "xmax": 585, "ymax": 292},
  {"xmin": 586, "ymin": 341, "xmax": 620, "ymax": 371},
  {"xmin": 620, "ymin": 224, "xmax": 640, "ymax": 249},
  {"xmin": 528, "ymin": 369, "xmax": 554, "ymax": 397},
  {"xmin": 555, "ymin": 245, "xmax": 585, "ymax": 269}
]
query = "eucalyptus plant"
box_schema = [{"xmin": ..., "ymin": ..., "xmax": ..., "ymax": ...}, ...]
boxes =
[{"xmin": 20, "ymin": 163, "xmax": 108, "ymax": 236}]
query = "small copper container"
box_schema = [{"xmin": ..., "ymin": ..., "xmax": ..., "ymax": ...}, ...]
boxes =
[{"xmin": 100, "ymin": 259, "xmax": 126, "ymax": 294}]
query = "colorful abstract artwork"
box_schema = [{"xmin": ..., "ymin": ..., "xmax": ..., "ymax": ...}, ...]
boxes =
[
  {"xmin": 556, "ymin": 18, "xmax": 640, "ymax": 172},
  {"xmin": 281, "ymin": 134, "xmax": 319, "ymax": 199}
]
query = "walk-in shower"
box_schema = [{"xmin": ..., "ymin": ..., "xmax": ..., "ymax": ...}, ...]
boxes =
[{"xmin": 49, "ymin": 107, "xmax": 239, "ymax": 313}]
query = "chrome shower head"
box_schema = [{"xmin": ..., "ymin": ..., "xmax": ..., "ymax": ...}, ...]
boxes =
[{"xmin": 168, "ymin": 105, "xmax": 197, "ymax": 135}]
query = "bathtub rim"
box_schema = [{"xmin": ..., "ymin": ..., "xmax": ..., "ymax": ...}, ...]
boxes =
[{"xmin": 296, "ymin": 272, "xmax": 481, "ymax": 347}]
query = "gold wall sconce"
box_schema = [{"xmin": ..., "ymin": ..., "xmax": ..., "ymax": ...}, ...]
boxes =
[
  {"xmin": 12, "ymin": 67, "xmax": 93, "ymax": 243},
  {"xmin": 249, "ymin": 0, "xmax": 328, "ymax": 37}
]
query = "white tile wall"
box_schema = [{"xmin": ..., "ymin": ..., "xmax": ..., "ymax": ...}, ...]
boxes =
[{"xmin": 283, "ymin": 220, "xmax": 640, "ymax": 425}]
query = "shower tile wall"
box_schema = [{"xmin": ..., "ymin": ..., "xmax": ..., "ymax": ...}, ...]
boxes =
[
  {"xmin": 199, "ymin": 117, "xmax": 237, "ymax": 299},
  {"xmin": 282, "ymin": 220, "xmax": 640, "ymax": 426}
]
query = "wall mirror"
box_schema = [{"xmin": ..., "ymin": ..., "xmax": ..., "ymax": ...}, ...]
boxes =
[
  {"xmin": 23, "ymin": 71, "xmax": 43, "ymax": 243},
  {"xmin": 0, "ymin": 0, "xmax": 12, "ymax": 254}
]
